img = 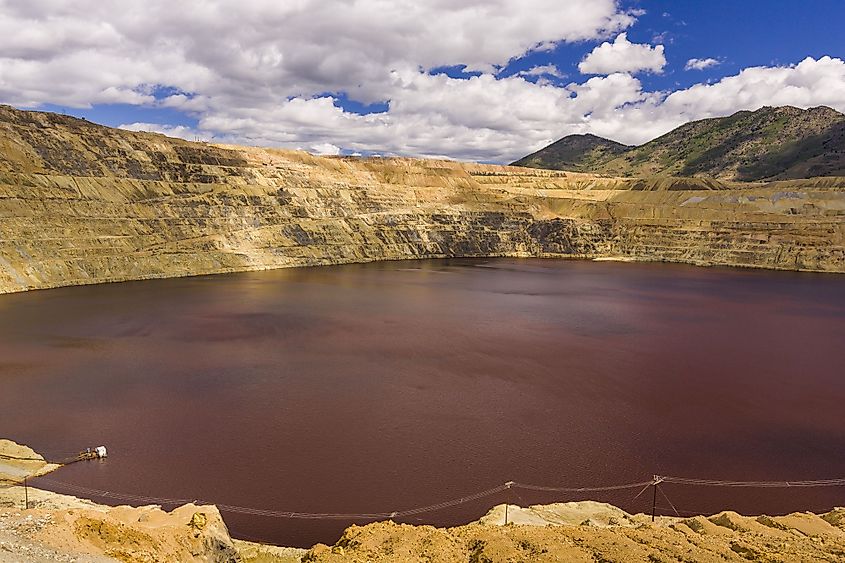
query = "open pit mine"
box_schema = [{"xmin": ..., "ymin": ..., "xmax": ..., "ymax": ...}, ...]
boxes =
[{"xmin": 1, "ymin": 104, "xmax": 843, "ymax": 296}]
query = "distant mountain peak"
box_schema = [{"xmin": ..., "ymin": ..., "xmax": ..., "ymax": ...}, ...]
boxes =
[
  {"xmin": 512, "ymin": 133, "xmax": 630, "ymax": 173},
  {"xmin": 512, "ymin": 105, "xmax": 845, "ymax": 181}
]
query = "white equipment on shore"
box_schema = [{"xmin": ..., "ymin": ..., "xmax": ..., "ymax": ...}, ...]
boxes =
[{"xmin": 78, "ymin": 445, "xmax": 108, "ymax": 461}]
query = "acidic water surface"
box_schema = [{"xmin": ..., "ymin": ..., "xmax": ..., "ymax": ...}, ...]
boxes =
[{"xmin": 2, "ymin": 259, "xmax": 844, "ymax": 547}]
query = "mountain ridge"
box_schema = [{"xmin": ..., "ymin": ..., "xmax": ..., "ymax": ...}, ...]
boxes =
[
  {"xmin": 513, "ymin": 105, "xmax": 845, "ymax": 181},
  {"xmin": 513, "ymin": 133, "xmax": 631, "ymax": 174}
]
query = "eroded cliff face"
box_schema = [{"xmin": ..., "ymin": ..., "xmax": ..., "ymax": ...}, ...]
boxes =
[{"xmin": 1, "ymin": 105, "xmax": 843, "ymax": 294}]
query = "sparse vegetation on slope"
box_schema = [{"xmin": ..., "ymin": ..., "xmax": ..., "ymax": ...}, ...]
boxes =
[
  {"xmin": 513, "ymin": 105, "xmax": 845, "ymax": 181},
  {"xmin": 511, "ymin": 133, "xmax": 630, "ymax": 173}
]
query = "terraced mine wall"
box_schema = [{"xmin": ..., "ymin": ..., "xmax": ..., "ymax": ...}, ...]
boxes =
[{"xmin": 1, "ymin": 105, "xmax": 844, "ymax": 294}]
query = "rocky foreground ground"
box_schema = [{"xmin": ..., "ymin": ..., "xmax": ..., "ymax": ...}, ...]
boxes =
[{"xmin": 3, "ymin": 440, "xmax": 845, "ymax": 562}]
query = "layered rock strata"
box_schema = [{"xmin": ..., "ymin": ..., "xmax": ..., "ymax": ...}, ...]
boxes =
[{"xmin": 1, "ymin": 105, "xmax": 844, "ymax": 294}]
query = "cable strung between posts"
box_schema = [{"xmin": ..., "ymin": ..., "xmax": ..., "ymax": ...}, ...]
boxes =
[
  {"xmin": 36, "ymin": 478, "xmax": 195, "ymax": 506},
  {"xmin": 216, "ymin": 484, "xmax": 514, "ymax": 520},
  {"xmin": 512, "ymin": 481, "xmax": 653, "ymax": 493},
  {"xmin": 36, "ymin": 478, "xmax": 513, "ymax": 520},
  {"xmin": 29, "ymin": 475, "xmax": 845, "ymax": 520},
  {"xmin": 395, "ymin": 483, "xmax": 516, "ymax": 517},
  {"xmin": 659, "ymin": 476, "xmax": 845, "ymax": 488},
  {"xmin": 33, "ymin": 479, "xmax": 653, "ymax": 520}
]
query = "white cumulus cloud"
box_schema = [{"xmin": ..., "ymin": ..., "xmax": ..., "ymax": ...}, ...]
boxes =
[
  {"xmin": 119, "ymin": 122, "xmax": 210, "ymax": 142},
  {"xmin": 578, "ymin": 33, "xmax": 666, "ymax": 75},
  {"xmin": 1, "ymin": 3, "xmax": 845, "ymax": 163},
  {"xmin": 309, "ymin": 142, "xmax": 342, "ymax": 156},
  {"xmin": 517, "ymin": 65, "xmax": 566, "ymax": 79},
  {"xmin": 685, "ymin": 58, "xmax": 720, "ymax": 71},
  {"xmin": 0, "ymin": 0, "xmax": 634, "ymax": 107}
]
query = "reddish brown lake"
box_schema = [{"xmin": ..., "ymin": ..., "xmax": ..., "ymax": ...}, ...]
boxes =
[{"xmin": 2, "ymin": 259, "xmax": 845, "ymax": 547}]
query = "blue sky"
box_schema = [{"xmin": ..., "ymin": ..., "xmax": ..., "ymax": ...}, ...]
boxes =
[
  {"xmin": 2, "ymin": 0, "xmax": 844, "ymax": 162},
  {"xmin": 451, "ymin": 1, "xmax": 844, "ymax": 92},
  {"xmin": 620, "ymin": 1, "xmax": 843, "ymax": 89}
]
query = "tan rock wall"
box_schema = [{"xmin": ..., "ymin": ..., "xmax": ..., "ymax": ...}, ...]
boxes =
[{"xmin": 0, "ymin": 106, "xmax": 843, "ymax": 294}]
